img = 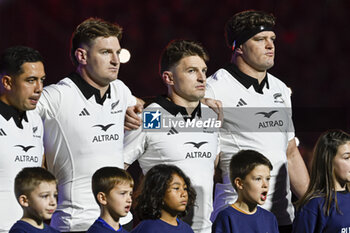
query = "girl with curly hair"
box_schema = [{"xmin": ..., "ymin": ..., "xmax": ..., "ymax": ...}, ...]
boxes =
[{"xmin": 131, "ymin": 164, "xmax": 196, "ymax": 233}]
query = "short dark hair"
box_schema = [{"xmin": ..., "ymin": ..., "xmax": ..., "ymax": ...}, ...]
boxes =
[
  {"xmin": 14, "ymin": 167, "xmax": 57, "ymax": 199},
  {"xmin": 92, "ymin": 167, "xmax": 134, "ymax": 205},
  {"xmin": 159, "ymin": 39, "xmax": 209, "ymax": 75},
  {"xmin": 70, "ymin": 17, "xmax": 123, "ymax": 66},
  {"xmin": 230, "ymin": 150, "xmax": 273, "ymax": 191},
  {"xmin": 225, "ymin": 10, "xmax": 275, "ymax": 49},
  {"xmin": 0, "ymin": 46, "xmax": 43, "ymax": 77},
  {"xmin": 135, "ymin": 164, "xmax": 196, "ymax": 220}
]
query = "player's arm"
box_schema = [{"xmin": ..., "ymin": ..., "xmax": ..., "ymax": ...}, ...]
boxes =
[
  {"xmin": 123, "ymin": 112, "xmax": 147, "ymax": 168},
  {"xmin": 286, "ymin": 138, "xmax": 310, "ymax": 198}
]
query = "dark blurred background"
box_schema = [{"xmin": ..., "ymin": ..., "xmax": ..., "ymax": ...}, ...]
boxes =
[{"xmin": 1, "ymin": 0, "xmax": 350, "ymax": 163}]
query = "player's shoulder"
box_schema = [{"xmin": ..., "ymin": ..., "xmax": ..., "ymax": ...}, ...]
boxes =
[
  {"xmin": 257, "ymin": 206, "xmax": 276, "ymax": 217},
  {"xmin": 267, "ymin": 73, "xmax": 289, "ymax": 89},
  {"xmin": 43, "ymin": 77, "xmax": 75, "ymax": 94},
  {"xmin": 26, "ymin": 109, "xmax": 43, "ymax": 122},
  {"xmin": 207, "ymin": 68, "xmax": 231, "ymax": 85},
  {"xmin": 145, "ymin": 102, "xmax": 162, "ymax": 110},
  {"xmin": 110, "ymin": 78, "xmax": 125, "ymax": 87}
]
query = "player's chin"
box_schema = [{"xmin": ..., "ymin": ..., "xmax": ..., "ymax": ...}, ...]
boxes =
[{"xmin": 24, "ymin": 103, "xmax": 37, "ymax": 111}]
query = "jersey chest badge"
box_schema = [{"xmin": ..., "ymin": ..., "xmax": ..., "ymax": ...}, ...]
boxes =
[{"xmin": 273, "ymin": 93, "xmax": 285, "ymax": 103}]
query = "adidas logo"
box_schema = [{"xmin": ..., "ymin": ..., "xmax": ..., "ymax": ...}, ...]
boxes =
[
  {"xmin": 167, "ymin": 127, "xmax": 178, "ymax": 135},
  {"xmin": 33, "ymin": 126, "xmax": 38, "ymax": 134},
  {"xmin": 0, "ymin": 128, "xmax": 6, "ymax": 136},
  {"xmin": 79, "ymin": 108, "xmax": 90, "ymax": 116},
  {"xmin": 236, "ymin": 98, "xmax": 247, "ymax": 107}
]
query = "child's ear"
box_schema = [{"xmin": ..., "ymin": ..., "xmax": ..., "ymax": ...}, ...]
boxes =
[
  {"xmin": 18, "ymin": 195, "xmax": 29, "ymax": 207},
  {"xmin": 234, "ymin": 177, "xmax": 244, "ymax": 190},
  {"xmin": 97, "ymin": 192, "xmax": 107, "ymax": 206}
]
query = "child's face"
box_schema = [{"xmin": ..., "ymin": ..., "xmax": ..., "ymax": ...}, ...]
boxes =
[
  {"xmin": 105, "ymin": 183, "xmax": 132, "ymax": 217},
  {"xmin": 26, "ymin": 181, "xmax": 57, "ymax": 220},
  {"xmin": 332, "ymin": 141, "xmax": 350, "ymax": 190},
  {"xmin": 239, "ymin": 165, "xmax": 271, "ymax": 206},
  {"xmin": 163, "ymin": 173, "xmax": 188, "ymax": 214}
]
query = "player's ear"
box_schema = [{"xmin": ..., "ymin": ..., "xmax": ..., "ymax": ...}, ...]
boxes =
[
  {"xmin": 18, "ymin": 195, "xmax": 29, "ymax": 207},
  {"xmin": 1, "ymin": 75, "xmax": 13, "ymax": 91},
  {"xmin": 234, "ymin": 177, "xmax": 244, "ymax": 190},
  {"xmin": 97, "ymin": 192, "xmax": 107, "ymax": 206},
  {"xmin": 235, "ymin": 46, "xmax": 243, "ymax": 55},
  {"xmin": 75, "ymin": 48, "xmax": 88, "ymax": 65},
  {"xmin": 162, "ymin": 71, "xmax": 174, "ymax": 85}
]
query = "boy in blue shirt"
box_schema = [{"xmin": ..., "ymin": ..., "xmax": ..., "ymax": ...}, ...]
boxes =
[
  {"xmin": 212, "ymin": 150, "xmax": 279, "ymax": 233},
  {"xmin": 9, "ymin": 167, "xmax": 60, "ymax": 233},
  {"xmin": 87, "ymin": 167, "xmax": 133, "ymax": 233}
]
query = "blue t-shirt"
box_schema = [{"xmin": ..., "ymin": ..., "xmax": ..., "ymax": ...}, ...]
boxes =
[
  {"xmin": 292, "ymin": 191, "xmax": 350, "ymax": 233},
  {"xmin": 212, "ymin": 205, "xmax": 279, "ymax": 233},
  {"xmin": 131, "ymin": 219, "xmax": 194, "ymax": 233},
  {"xmin": 9, "ymin": 221, "xmax": 60, "ymax": 233},
  {"xmin": 86, "ymin": 218, "xmax": 129, "ymax": 233}
]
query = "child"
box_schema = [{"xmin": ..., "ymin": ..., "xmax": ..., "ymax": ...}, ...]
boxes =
[
  {"xmin": 9, "ymin": 167, "xmax": 60, "ymax": 233},
  {"xmin": 87, "ymin": 167, "xmax": 133, "ymax": 233},
  {"xmin": 131, "ymin": 164, "xmax": 196, "ymax": 233},
  {"xmin": 212, "ymin": 150, "xmax": 279, "ymax": 233},
  {"xmin": 292, "ymin": 129, "xmax": 350, "ymax": 232}
]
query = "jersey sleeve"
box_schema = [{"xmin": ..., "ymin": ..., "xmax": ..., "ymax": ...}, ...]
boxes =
[
  {"xmin": 118, "ymin": 79, "xmax": 137, "ymax": 107},
  {"xmin": 123, "ymin": 114, "xmax": 146, "ymax": 165},
  {"xmin": 205, "ymin": 82, "xmax": 216, "ymax": 99},
  {"xmin": 283, "ymin": 84, "xmax": 295, "ymax": 141},
  {"xmin": 36, "ymin": 84, "xmax": 63, "ymax": 120}
]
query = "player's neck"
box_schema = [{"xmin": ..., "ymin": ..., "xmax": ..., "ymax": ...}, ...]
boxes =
[
  {"xmin": 232, "ymin": 57, "xmax": 267, "ymax": 84},
  {"xmin": 160, "ymin": 209, "xmax": 178, "ymax": 226},
  {"xmin": 76, "ymin": 67, "xmax": 109, "ymax": 98},
  {"xmin": 21, "ymin": 216, "xmax": 44, "ymax": 229},
  {"xmin": 100, "ymin": 211, "xmax": 121, "ymax": 230},
  {"xmin": 232, "ymin": 199, "xmax": 257, "ymax": 214},
  {"xmin": 0, "ymin": 94, "xmax": 24, "ymax": 113},
  {"xmin": 168, "ymin": 93, "xmax": 200, "ymax": 115}
]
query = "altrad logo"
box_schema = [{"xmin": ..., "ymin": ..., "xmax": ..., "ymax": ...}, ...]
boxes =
[
  {"xmin": 255, "ymin": 110, "xmax": 278, "ymax": 118},
  {"xmin": 184, "ymin": 141, "xmax": 208, "ymax": 149},
  {"xmin": 93, "ymin": 124, "xmax": 115, "ymax": 131},
  {"xmin": 255, "ymin": 110, "xmax": 284, "ymax": 129},
  {"xmin": 184, "ymin": 141, "xmax": 212, "ymax": 159},
  {"xmin": 14, "ymin": 145, "xmax": 39, "ymax": 163},
  {"xmin": 92, "ymin": 123, "xmax": 119, "ymax": 143},
  {"xmin": 15, "ymin": 145, "xmax": 35, "ymax": 152}
]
